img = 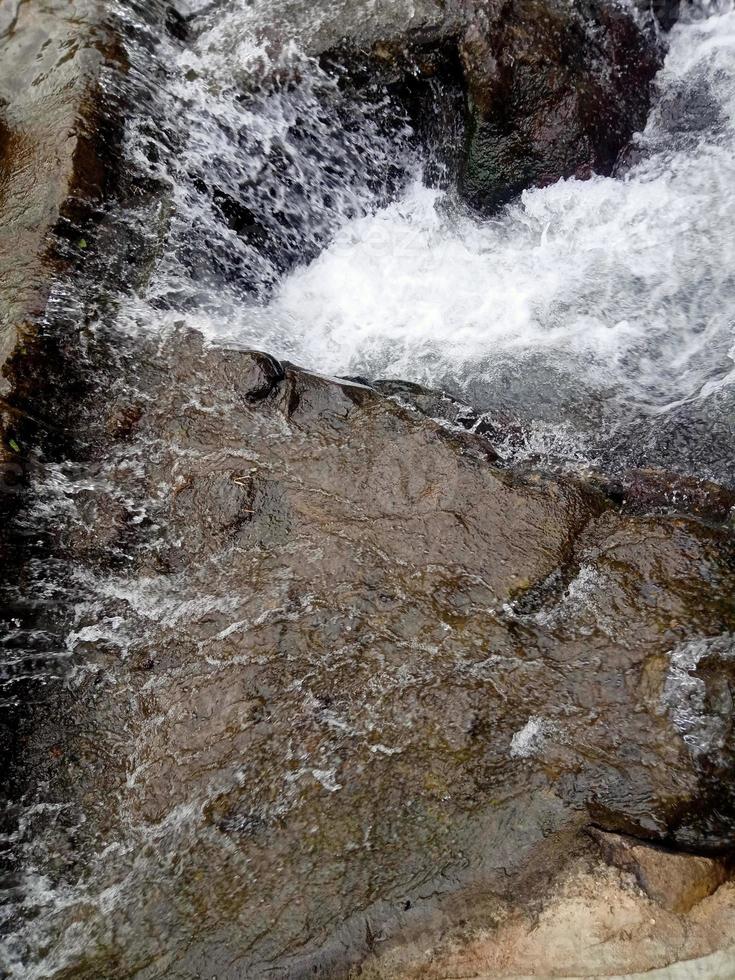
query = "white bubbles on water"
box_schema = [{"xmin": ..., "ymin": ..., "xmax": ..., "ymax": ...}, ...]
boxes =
[
  {"xmin": 120, "ymin": 0, "xmax": 735, "ymax": 480},
  {"xmin": 510, "ymin": 716, "xmax": 561, "ymax": 759},
  {"xmin": 253, "ymin": 11, "xmax": 735, "ymax": 415},
  {"xmin": 664, "ymin": 634, "xmax": 735, "ymax": 760}
]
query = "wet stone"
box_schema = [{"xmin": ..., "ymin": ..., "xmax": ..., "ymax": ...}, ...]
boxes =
[
  {"xmin": 459, "ymin": 0, "xmax": 665, "ymax": 210},
  {"xmin": 12, "ymin": 330, "xmax": 735, "ymax": 978}
]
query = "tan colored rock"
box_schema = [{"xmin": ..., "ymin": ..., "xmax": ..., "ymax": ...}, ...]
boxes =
[
  {"xmin": 591, "ymin": 830, "xmax": 730, "ymax": 914},
  {"xmin": 355, "ymin": 859, "xmax": 735, "ymax": 979}
]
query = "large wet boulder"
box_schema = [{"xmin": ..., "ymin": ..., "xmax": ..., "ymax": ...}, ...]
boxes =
[
  {"xmin": 0, "ymin": 1, "xmax": 109, "ymax": 796},
  {"xmin": 12, "ymin": 332, "xmax": 735, "ymax": 978},
  {"xmin": 308, "ymin": 0, "xmax": 667, "ymax": 214},
  {"xmin": 300, "ymin": 0, "xmax": 667, "ymax": 213},
  {"xmin": 0, "ymin": 0, "xmax": 104, "ymax": 524},
  {"xmin": 459, "ymin": 0, "xmax": 666, "ymax": 209}
]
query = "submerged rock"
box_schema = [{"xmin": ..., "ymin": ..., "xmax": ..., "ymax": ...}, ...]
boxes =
[
  {"xmin": 12, "ymin": 333, "xmax": 735, "ymax": 978},
  {"xmin": 597, "ymin": 468, "xmax": 735, "ymax": 523}
]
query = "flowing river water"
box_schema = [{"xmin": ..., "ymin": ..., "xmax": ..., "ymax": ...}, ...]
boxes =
[
  {"xmin": 116, "ymin": 0, "xmax": 735, "ymax": 484},
  {"xmin": 2, "ymin": 0, "xmax": 735, "ymax": 977}
]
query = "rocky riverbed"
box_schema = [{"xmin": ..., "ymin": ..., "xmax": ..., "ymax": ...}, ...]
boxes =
[{"xmin": 1, "ymin": 1, "xmax": 734, "ymax": 978}]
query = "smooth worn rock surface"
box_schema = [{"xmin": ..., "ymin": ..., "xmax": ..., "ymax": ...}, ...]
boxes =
[
  {"xmin": 10, "ymin": 331, "xmax": 735, "ymax": 978},
  {"xmin": 354, "ymin": 850, "xmax": 735, "ymax": 978},
  {"xmin": 591, "ymin": 830, "xmax": 730, "ymax": 913},
  {"xmin": 0, "ymin": 0, "xmax": 101, "ymax": 380}
]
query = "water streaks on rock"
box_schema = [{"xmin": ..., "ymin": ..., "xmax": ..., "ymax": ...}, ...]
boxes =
[{"xmin": 0, "ymin": 1, "xmax": 734, "ymax": 978}]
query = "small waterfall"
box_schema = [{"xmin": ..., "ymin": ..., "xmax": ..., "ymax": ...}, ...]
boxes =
[{"xmin": 113, "ymin": 0, "xmax": 735, "ymax": 483}]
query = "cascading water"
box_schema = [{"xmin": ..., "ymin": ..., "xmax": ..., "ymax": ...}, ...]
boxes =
[
  {"xmin": 2, "ymin": 1, "xmax": 735, "ymax": 978},
  {"xmin": 118, "ymin": 0, "xmax": 735, "ymax": 484}
]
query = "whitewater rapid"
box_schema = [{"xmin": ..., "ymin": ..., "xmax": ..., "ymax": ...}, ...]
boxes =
[
  {"xmin": 268, "ymin": 5, "xmax": 735, "ymax": 408},
  {"xmin": 119, "ymin": 0, "xmax": 735, "ymax": 482}
]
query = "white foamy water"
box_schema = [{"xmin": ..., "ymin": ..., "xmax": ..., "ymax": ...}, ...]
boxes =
[
  {"xmin": 258, "ymin": 8, "xmax": 735, "ymax": 405},
  {"xmin": 117, "ymin": 0, "xmax": 735, "ymax": 480}
]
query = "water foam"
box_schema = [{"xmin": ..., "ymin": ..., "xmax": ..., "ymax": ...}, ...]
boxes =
[
  {"xmin": 252, "ymin": 8, "xmax": 735, "ymax": 417},
  {"xmin": 117, "ymin": 0, "xmax": 735, "ymax": 480}
]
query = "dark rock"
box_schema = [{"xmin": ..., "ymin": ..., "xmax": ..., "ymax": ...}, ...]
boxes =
[
  {"xmin": 164, "ymin": 5, "xmax": 189, "ymax": 42},
  {"xmin": 0, "ymin": 0, "xmax": 108, "ymax": 807},
  {"xmin": 319, "ymin": 35, "xmax": 468, "ymax": 188},
  {"xmin": 640, "ymin": 0, "xmax": 682, "ymax": 32},
  {"xmin": 225, "ymin": 0, "xmax": 666, "ymax": 258},
  {"xmin": 595, "ymin": 468, "xmax": 735, "ymax": 524},
  {"xmin": 459, "ymin": 0, "xmax": 665, "ymax": 210}
]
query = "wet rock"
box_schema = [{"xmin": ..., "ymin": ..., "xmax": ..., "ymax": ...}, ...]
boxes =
[
  {"xmin": 319, "ymin": 35, "xmax": 467, "ymax": 189},
  {"xmin": 643, "ymin": 0, "xmax": 683, "ymax": 32},
  {"xmin": 371, "ymin": 378, "xmax": 504, "ymax": 458},
  {"xmin": 164, "ymin": 5, "xmax": 189, "ymax": 42},
  {"xmin": 0, "ymin": 0, "xmax": 109, "ymax": 804},
  {"xmin": 14, "ymin": 332, "xmax": 735, "ymax": 977},
  {"xmin": 609, "ymin": 392, "xmax": 735, "ymax": 492},
  {"xmin": 595, "ymin": 468, "xmax": 735, "ymax": 523},
  {"xmin": 0, "ymin": 0, "xmax": 104, "ymax": 533},
  {"xmin": 0, "ymin": 0, "xmax": 101, "ymax": 373},
  {"xmin": 372, "ymin": 378, "xmax": 479, "ymax": 427},
  {"xmin": 459, "ymin": 0, "xmax": 665, "ymax": 210},
  {"xmin": 591, "ymin": 830, "xmax": 730, "ymax": 913},
  {"xmin": 311, "ymin": 0, "xmax": 666, "ymax": 213},
  {"xmin": 206, "ymin": 0, "xmax": 666, "ymax": 283},
  {"xmin": 205, "ymin": 0, "xmax": 461, "ymax": 61}
]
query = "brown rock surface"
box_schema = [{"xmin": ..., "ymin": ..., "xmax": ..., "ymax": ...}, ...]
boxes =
[
  {"xmin": 0, "ymin": 0, "xmax": 102, "ymax": 378},
  {"xmin": 354, "ymin": 855, "xmax": 735, "ymax": 978},
  {"xmin": 459, "ymin": 0, "xmax": 665, "ymax": 210},
  {"xmin": 10, "ymin": 331, "xmax": 734, "ymax": 978},
  {"xmin": 0, "ymin": 0, "xmax": 104, "ymax": 522},
  {"xmin": 591, "ymin": 830, "xmax": 730, "ymax": 914}
]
